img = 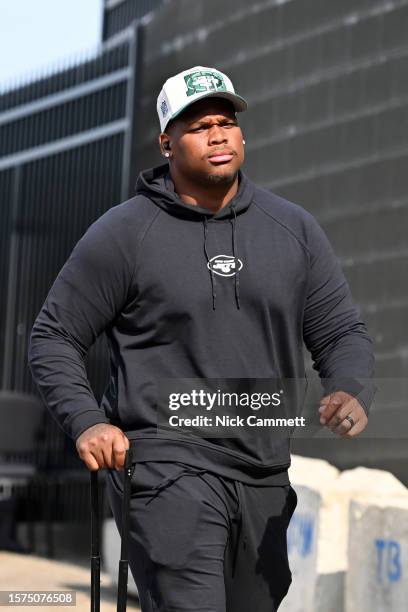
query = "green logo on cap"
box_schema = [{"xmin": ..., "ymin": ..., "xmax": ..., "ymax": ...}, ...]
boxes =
[{"xmin": 184, "ymin": 70, "xmax": 227, "ymax": 97}]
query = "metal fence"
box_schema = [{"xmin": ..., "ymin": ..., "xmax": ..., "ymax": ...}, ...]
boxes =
[
  {"xmin": 0, "ymin": 0, "xmax": 167, "ymax": 557},
  {"xmin": 1, "ymin": 29, "xmax": 139, "ymax": 398},
  {"xmin": 0, "ymin": 6, "xmax": 155, "ymax": 550},
  {"xmin": 102, "ymin": 0, "xmax": 165, "ymax": 41}
]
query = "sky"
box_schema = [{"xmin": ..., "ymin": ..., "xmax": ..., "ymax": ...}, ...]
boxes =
[{"xmin": 0, "ymin": 0, "xmax": 103, "ymax": 91}]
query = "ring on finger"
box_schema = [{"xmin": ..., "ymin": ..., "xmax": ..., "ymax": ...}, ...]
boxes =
[{"xmin": 344, "ymin": 414, "xmax": 355, "ymax": 428}]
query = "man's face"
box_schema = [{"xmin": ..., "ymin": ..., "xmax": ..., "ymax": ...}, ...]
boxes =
[{"xmin": 160, "ymin": 97, "xmax": 245, "ymax": 187}]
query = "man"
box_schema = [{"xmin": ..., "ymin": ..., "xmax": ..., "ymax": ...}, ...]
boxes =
[{"xmin": 28, "ymin": 65, "xmax": 375, "ymax": 611}]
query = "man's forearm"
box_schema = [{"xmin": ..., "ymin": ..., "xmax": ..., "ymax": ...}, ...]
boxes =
[
  {"xmin": 28, "ymin": 320, "xmax": 110, "ymax": 442},
  {"xmin": 313, "ymin": 322, "xmax": 377, "ymax": 415}
]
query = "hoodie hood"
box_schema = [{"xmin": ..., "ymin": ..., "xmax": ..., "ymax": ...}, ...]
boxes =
[
  {"xmin": 135, "ymin": 163, "xmax": 255, "ymax": 310},
  {"xmin": 135, "ymin": 162, "xmax": 254, "ymax": 220}
]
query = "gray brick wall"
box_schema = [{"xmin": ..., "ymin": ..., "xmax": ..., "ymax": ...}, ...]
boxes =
[
  {"xmin": 136, "ymin": 0, "xmax": 408, "ymax": 382},
  {"xmin": 134, "ymin": 0, "xmax": 408, "ymax": 474}
]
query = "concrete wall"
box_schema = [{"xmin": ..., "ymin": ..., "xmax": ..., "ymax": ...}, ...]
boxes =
[{"xmin": 133, "ymin": 0, "xmax": 408, "ymax": 479}]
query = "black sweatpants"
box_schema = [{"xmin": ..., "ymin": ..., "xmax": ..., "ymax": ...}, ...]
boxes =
[{"xmin": 106, "ymin": 460, "xmax": 298, "ymax": 612}]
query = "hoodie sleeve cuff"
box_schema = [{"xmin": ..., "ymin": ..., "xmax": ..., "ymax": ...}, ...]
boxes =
[
  {"xmin": 322, "ymin": 378, "xmax": 378, "ymax": 417},
  {"xmin": 64, "ymin": 410, "xmax": 111, "ymax": 443}
]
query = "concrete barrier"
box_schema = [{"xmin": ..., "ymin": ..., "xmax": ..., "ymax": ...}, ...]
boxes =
[
  {"xmin": 286, "ymin": 458, "xmax": 408, "ymax": 612},
  {"xmin": 346, "ymin": 495, "xmax": 408, "ymax": 611},
  {"xmin": 311, "ymin": 467, "xmax": 400, "ymax": 612},
  {"xmin": 343, "ymin": 468, "xmax": 408, "ymax": 612},
  {"xmin": 290, "ymin": 453, "xmax": 343, "ymax": 611},
  {"xmin": 280, "ymin": 455, "xmax": 338, "ymax": 612},
  {"xmin": 280, "ymin": 485, "xmax": 321, "ymax": 612},
  {"xmin": 102, "ymin": 518, "xmax": 138, "ymax": 598}
]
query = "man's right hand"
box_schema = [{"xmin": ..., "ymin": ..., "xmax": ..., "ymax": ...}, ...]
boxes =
[{"xmin": 75, "ymin": 423, "xmax": 130, "ymax": 471}]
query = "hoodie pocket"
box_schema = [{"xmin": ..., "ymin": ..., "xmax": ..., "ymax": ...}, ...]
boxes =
[{"xmin": 130, "ymin": 462, "xmax": 208, "ymax": 569}]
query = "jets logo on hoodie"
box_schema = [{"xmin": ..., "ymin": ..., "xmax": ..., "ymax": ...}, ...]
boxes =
[{"xmin": 207, "ymin": 255, "xmax": 243, "ymax": 277}]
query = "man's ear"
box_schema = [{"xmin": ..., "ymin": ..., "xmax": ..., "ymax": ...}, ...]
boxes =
[
  {"xmin": 159, "ymin": 134, "xmax": 172, "ymax": 158},
  {"xmin": 159, "ymin": 133, "xmax": 169, "ymax": 150}
]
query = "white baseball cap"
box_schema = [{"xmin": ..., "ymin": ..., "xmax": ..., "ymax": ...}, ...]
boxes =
[{"xmin": 157, "ymin": 65, "xmax": 248, "ymax": 132}]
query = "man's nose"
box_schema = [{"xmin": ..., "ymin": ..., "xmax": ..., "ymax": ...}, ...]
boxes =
[{"xmin": 208, "ymin": 125, "xmax": 228, "ymax": 143}]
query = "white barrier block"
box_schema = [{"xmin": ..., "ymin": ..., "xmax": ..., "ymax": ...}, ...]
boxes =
[
  {"xmin": 335, "ymin": 466, "xmax": 408, "ymax": 497},
  {"xmin": 313, "ymin": 484, "xmax": 351, "ymax": 612},
  {"xmin": 281, "ymin": 455, "xmax": 338, "ymax": 612},
  {"xmin": 289, "ymin": 454, "xmax": 340, "ymax": 488},
  {"xmin": 280, "ymin": 485, "xmax": 321, "ymax": 612},
  {"xmin": 285, "ymin": 459, "xmax": 408, "ymax": 612},
  {"xmin": 102, "ymin": 518, "xmax": 139, "ymax": 597},
  {"xmin": 315, "ymin": 466, "xmax": 408, "ymax": 611},
  {"xmin": 289, "ymin": 453, "xmax": 345, "ymax": 610},
  {"xmin": 346, "ymin": 496, "xmax": 408, "ymax": 612}
]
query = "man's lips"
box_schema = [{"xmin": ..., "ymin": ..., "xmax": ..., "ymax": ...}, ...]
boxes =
[{"xmin": 207, "ymin": 152, "xmax": 234, "ymax": 163}]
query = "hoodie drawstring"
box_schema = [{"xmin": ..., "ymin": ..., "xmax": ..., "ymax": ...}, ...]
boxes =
[
  {"xmin": 203, "ymin": 204, "xmax": 241, "ymax": 311},
  {"xmin": 231, "ymin": 205, "xmax": 241, "ymax": 310},
  {"xmin": 203, "ymin": 217, "xmax": 217, "ymax": 310}
]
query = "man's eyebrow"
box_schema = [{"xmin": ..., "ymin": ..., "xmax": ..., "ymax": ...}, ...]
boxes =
[{"xmin": 190, "ymin": 116, "xmax": 238, "ymax": 127}]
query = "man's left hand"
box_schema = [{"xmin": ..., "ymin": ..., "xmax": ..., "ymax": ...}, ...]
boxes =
[{"xmin": 318, "ymin": 391, "xmax": 368, "ymax": 438}]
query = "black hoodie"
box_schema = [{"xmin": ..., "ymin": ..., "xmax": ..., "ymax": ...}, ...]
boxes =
[{"xmin": 28, "ymin": 163, "xmax": 375, "ymax": 484}]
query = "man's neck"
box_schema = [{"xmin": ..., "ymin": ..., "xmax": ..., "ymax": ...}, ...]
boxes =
[{"xmin": 169, "ymin": 168, "xmax": 239, "ymax": 214}]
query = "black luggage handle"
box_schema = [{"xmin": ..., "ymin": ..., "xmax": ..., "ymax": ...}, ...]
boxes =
[{"xmin": 90, "ymin": 447, "xmax": 133, "ymax": 612}]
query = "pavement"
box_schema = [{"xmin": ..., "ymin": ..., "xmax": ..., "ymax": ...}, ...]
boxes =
[{"xmin": 0, "ymin": 551, "xmax": 141, "ymax": 611}]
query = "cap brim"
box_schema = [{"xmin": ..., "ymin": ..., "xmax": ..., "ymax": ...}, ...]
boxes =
[{"xmin": 165, "ymin": 91, "xmax": 248, "ymax": 130}]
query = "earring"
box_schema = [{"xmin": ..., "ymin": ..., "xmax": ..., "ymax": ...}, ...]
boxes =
[
  {"xmin": 164, "ymin": 152, "xmax": 170, "ymax": 157},
  {"xmin": 242, "ymin": 139, "xmax": 246, "ymax": 145}
]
